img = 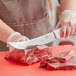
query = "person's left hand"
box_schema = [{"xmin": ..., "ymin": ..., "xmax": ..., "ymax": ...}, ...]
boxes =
[
  {"xmin": 56, "ymin": 10, "xmax": 76, "ymax": 39},
  {"xmin": 7, "ymin": 32, "xmax": 29, "ymax": 52}
]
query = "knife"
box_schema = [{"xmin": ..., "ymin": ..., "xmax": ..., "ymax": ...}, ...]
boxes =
[{"xmin": 9, "ymin": 28, "xmax": 61, "ymax": 50}]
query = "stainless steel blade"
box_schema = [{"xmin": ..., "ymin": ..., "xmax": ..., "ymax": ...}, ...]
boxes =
[{"xmin": 9, "ymin": 28, "xmax": 61, "ymax": 50}]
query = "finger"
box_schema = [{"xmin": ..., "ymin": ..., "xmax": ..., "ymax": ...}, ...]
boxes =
[
  {"xmin": 69, "ymin": 22, "xmax": 75, "ymax": 36},
  {"xmin": 60, "ymin": 27, "xmax": 64, "ymax": 39},
  {"xmin": 63, "ymin": 25, "xmax": 67, "ymax": 38},
  {"xmin": 60, "ymin": 25, "xmax": 67, "ymax": 39},
  {"xmin": 74, "ymin": 24, "xmax": 76, "ymax": 34},
  {"xmin": 65, "ymin": 23, "xmax": 71, "ymax": 38}
]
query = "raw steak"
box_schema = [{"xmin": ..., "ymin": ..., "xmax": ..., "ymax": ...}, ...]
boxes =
[
  {"xmin": 33, "ymin": 45, "xmax": 52, "ymax": 61},
  {"xmin": 5, "ymin": 48, "xmax": 39, "ymax": 65},
  {"xmin": 5, "ymin": 49, "xmax": 26, "ymax": 64},
  {"xmin": 5, "ymin": 45, "xmax": 52, "ymax": 65},
  {"xmin": 46, "ymin": 56, "xmax": 76, "ymax": 70},
  {"xmin": 40, "ymin": 50, "xmax": 75, "ymax": 67},
  {"xmin": 49, "ymin": 50, "xmax": 75, "ymax": 63},
  {"xmin": 5, "ymin": 49, "xmax": 37, "ymax": 65},
  {"xmin": 25, "ymin": 45, "xmax": 52, "ymax": 65}
]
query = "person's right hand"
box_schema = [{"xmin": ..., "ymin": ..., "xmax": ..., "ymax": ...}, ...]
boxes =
[
  {"xmin": 7, "ymin": 32, "xmax": 29, "ymax": 51},
  {"xmin": 56, "ymin": 10, "xmax": 76, "ymax": 39}
]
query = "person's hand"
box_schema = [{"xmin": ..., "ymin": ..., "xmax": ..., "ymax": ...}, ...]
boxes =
[
  {"xmin": 56, "ymin": 10, "xmax": 76, "ymax": 39},
  {"xmin": 7, "ymin": 32, "xmax": 29, "ymax": 51}
]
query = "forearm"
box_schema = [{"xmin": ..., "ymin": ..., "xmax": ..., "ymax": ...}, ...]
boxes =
[
  {"xmin": 0, "ymin": 19, "xmax": 15, "ymax": 43},
  {"xmin": 61, "ymin": 0, "xmax": 76, "ymax": 12}
]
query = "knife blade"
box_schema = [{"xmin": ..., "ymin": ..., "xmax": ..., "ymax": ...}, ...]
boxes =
[{"xmin": 9, "ymin": 28, "xmax": 61, "ymax": 50}]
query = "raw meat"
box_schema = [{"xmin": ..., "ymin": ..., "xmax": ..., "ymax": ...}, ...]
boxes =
[
  {"xmin": 5, "ymin": 49, "xmax": 26, "ymax": 64},
  {"xmin": 40, "ymin": 50, "xmax": 75, "ymax": 67},
  {"xmin": 59, "ymin": 41, "xmax": 74, "ymax": 46},
  {"xmin": 5, "ymin": 45, "xmax": 52, "ymax": 65},
  {"xmin": 25, "ymin": 45, "xmax": 52, "ymax": 65},
  {"xmin": 5, "ymin": 48, "xmax": 39, "ymax": 65},
  {"xmin": 46, "ymin": 56, "xmax": 76, "ymax": 70},
  {"xmin": 49, "ymin": 50, "xmax": 75, "ymax": 63},
  {"xmin": 33, "ymin": 45, "xmax": 52, "ymax": 61}
]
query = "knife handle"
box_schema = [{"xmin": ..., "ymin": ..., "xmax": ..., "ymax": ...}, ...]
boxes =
[{"xmin": 53, "ymin": 28, "xmax": 61, "ymax": 39}]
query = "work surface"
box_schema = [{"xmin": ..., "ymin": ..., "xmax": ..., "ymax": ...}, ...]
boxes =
[{"xmin": 0, "ymin": 45, "xmax": 76, "ymax": 76}]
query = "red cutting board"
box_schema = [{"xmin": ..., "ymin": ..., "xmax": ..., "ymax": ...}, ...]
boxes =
[{"xmin": 0, "ymin": 45, "xmax": 76, "ymax": 76}]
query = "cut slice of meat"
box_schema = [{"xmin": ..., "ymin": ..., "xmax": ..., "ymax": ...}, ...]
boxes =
[
  {"xmin": 33, "ymin": 45, "xmax": 49, "ymax": 56},
  {"xmin": 5, "ymin": 45, "xmax": 52, "ymax": 65},
  {"xmin": 33, "ymin": 45, "xmax": 52, "ymax": 61},
  {"xmin": 25, "ymin": 45, "xmax": 52, "ymax": 65},
  {"xmin": 5, "ymin": 48, "xmax": 39, "ymax": 65},
  {"xmin": 25, "ymin": 49, "xmax": 39, "ymax": 65},
  {"xmin": 40, "ymin": 50, "xmax": 75, "ymax": 67},
  {"xmin": 5, "ymin": 49, "xmax": 27, "ymax": 64},
  {"xmin": 49, "ymin": 50, "xmax": 75, "ymax": 63},
  {"xmin": 46, "ymin": 56, "xmax": 76, "ymax": 70}
]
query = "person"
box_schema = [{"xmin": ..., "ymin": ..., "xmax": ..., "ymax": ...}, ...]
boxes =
[{"xmin": 0, "ymin": 0, "xmax": 76, "ymax": 51}]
